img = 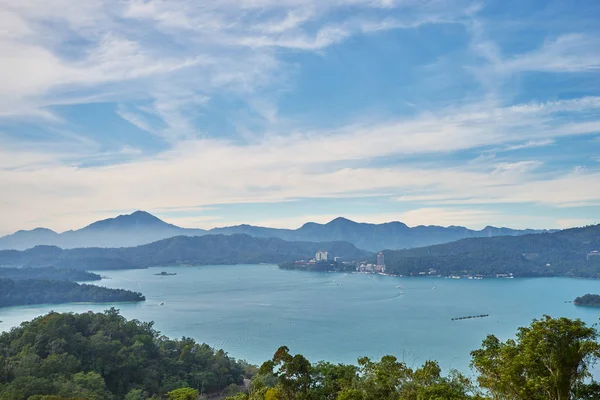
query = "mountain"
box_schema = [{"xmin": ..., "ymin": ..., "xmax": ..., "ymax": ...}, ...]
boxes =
[
  {"xmin": 211, "ymin": 217, "xmax": 550, "ymax": 251},
  {"xmin": 0, "ymin": 234, "xmax": 370, "ymax": 270},
  {"xmin": 0, "ymin": 228, "xmax": 60, "ymax": 250},
  {"xmin": 0, "ymin": 211, "xmax": 551, "ymax": 252},
  {"xmin": 0, "ymin": 211, "xmax": 206, "ymax": 250},
  {"xmin": 381, "ymin": 224, "xmax": 600, "ymax": 278}
]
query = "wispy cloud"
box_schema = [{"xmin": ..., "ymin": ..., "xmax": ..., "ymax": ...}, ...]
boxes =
[
  {"xmin": 502, "ymin": 139, "xmax": 555, "ymax": 151},
  {"xmin": 500, "ymin": 34, "xmax": 600, "ymax": 74},
  {"xmin": 2, "ymin": 94, "xmax": 600, "ymax": 232},
  {"xmin": 0, "ymin": 0, "xmax": 599, "ymax": 233}
]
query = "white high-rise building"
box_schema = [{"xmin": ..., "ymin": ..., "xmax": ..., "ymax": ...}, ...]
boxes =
[
  {"xmin": 376, "ymin": 252, "xmax": 385, "ymax": 273},
  {"xmin": 377, "ymin": 252, "xmax": 385, "ymax": 267},
  {"xmin": 316, "ymin": 251, "xmax": 328, "ymax": 262}
]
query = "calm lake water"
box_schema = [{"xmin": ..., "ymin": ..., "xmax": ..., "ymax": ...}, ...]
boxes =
[{"xmin": 2, "ymin": 264, "xmax": 600, "ymax": 375}]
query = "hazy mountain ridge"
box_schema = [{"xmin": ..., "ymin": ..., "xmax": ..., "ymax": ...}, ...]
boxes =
[
  {"xmin": 0, "ymin": 211, "xmax": 552, "ymax": 251},
  {"xmin": 0, "ymin": 211, "xmax": 206, "ymax": 250},
  {"xmin": 0, "ymin": 234, "xmax": 370, "ymax": 270}
]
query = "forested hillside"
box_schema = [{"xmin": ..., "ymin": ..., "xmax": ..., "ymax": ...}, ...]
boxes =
[
  {"xmin": 0, "ymin": 279, "xmax": 145, "ymax": 307},
  {"xmin": 0, "ymin": 235, "xmax": 369, "ymax": 271},
  {"xmin": 0, "ymin": 310, "xmax": 247, "ymax": 400},
  {"xmin": 1, "ymin": 312, "xmax": 598, "ymax": 400},
  {"xmin": 382, "ymin": 224, "xmax": 600, "ymax": 278}
]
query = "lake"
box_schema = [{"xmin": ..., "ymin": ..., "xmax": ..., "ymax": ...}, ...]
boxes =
[{"xmin": 2, "ymin": 264, "xmax": 600, "ymax": 375}]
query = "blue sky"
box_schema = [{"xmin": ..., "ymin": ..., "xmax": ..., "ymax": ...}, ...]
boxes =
[{"xmin": 0, "ymin": 0, "xmax": 599, "ymax": 234}]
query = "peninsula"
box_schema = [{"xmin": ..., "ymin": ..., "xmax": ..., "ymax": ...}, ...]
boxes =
[{"xmin": 0, "ymin": 279, "xmax": 145, "ymax": 308}]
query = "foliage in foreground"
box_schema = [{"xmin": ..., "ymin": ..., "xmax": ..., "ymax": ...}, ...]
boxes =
[
  {"xmin": 0, "ymin": 309, "xmax": 245, "ymax": 400},
  {"xmin": 1, "ymin": 312, "xmax": 600, "ymax": 400},
  {"xmin": 227, "ymin": 316, "xmax": 600, "ymax": 400}
]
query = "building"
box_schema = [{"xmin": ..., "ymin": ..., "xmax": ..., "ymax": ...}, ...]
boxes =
[
  {"xmin": 376, "ymin": 252, "xmax": 385, "ymax": 273},
  {"xmin": 377, "ymin": 252, "xmax": 385, "ymax": 267},
  {"xmin": 377, "ymin": 252, "xmax": 384, "ymax": 266},
  {"xmin": 316, "ymin": 251, "xmax": 328, "ymax": 262}
]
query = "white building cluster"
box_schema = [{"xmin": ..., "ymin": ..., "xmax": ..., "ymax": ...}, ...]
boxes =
[{"xmin": 357, "ymin": 252, "xmax": 385, "ymax": 273}]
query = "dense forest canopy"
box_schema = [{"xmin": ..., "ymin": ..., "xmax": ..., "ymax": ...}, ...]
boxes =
[
  {"xmin": 381, "ymin": 224, "xmax": 600, "ymax": 278},
  {"xmin": 1, "ymin": 312, "xmax": 599, "ymax": 400},
  {"xmin": 0, "ymin": 310, "xmax": 248, "ymax": 400},
  {"xmin": 0, "ymin": 279, "xmax": 144, "ymax": 308},
  {"xmin": 0, "ymin": 235, "xmax": 369, "ymax": 271}
]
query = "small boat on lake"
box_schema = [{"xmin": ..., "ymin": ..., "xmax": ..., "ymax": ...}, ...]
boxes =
[{"xmin": 155, "ymin": 271, "xmax": 177, "ymax": 276}]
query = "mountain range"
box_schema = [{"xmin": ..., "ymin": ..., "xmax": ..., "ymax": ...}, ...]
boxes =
[
  {"xmin": 0, "ymin": 210, "xmax": 551, "ymax": 252},
  {"xmin": 0, "ymin": 234, "xmax": 369, "ymax": 270}
]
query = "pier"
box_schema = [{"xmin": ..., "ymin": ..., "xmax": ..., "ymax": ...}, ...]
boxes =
[{"xmin": 451, "ymin": 314, "xmax": 489, "ymax": 321}]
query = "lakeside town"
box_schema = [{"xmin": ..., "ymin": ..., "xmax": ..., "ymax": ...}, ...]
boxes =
[{"xmin": 282, "ymin": 250, "xmax": 517, "ymax": 279}]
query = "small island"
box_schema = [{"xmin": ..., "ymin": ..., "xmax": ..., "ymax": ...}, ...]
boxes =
[
  {"xmin": 573, "ymin": 294, "xmax": 600, "ymax": 306},
  {"xmin": 154, "ymin": 271, "xmax": 177, "ymax": 276}
]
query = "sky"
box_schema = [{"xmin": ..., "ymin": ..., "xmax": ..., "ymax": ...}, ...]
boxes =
[{"xmin": 1, "ymin": 0, "xmax": 600, "ymax": 235}]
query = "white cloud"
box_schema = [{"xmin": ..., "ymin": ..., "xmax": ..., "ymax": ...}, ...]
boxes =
[
  {"xmin": 1, "ymin": 94, "xmax": 600, "ymax": 233},
  {"xmin": 503, "ymin": 139, "xmax": 554, "ymax": 151},
  {"xmin": 0, "ymin": 0, "xmax": 599, "ymax": 234},
  {"xmin": 501, "ymin": 34, "xmax": 600, "ymax": 73},
  {"xmin": 0, "ymin": 0, "xmax": 474, "ymax": 128}
]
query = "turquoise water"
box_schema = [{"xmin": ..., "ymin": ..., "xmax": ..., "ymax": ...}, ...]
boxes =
[{"xmin": 1, "ymin": 264, "xmax": 600, "ymax": 375}]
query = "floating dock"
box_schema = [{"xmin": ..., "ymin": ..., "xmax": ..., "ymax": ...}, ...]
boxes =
[{"xmin": 451, "ymin": 314, "xmax": 489, "ymax": 321}]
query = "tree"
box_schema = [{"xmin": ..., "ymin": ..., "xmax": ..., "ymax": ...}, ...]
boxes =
[
  {"xmin": 165, "ymin": 388, "xmax": 199, "ymax": 400},
  {"xmin": 310, "ymin": 361, "xmax": 359, "ymax": 400},
  {"xmin": 0, "ymin": 310, "xmax": 245, "ymax": 400},
  {"xmin": 125, "ymin": 388, "xmax": 147, "ymax": 400},
  {"xmin": 259, "ymin": 347, "xmax": 311, "ymax": 399},
  {"xmin": 357, "ymin": 355, "xmax": 410, "ymax": 400},
  {"xmin": 224, "ymin": 394, "xmax": 249, "ymax": 400},
  {"xmin": 471, "ymin": 315, "xmax": 600, "ymax": 400}
]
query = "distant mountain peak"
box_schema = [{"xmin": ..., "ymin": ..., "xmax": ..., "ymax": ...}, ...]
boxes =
[
  {"xmin": 383, "ymin": 221, "xmax": 409, "ymax": 228},
  {"xmin": 0, "ymin": 211, "xmax": 552, "ymax": 252},
  {"xmin": 81, "ymin": 210, "xmax": 176, "ymax": 232},
  {"xmin": 327, "ymin": 217, "xmax": 358, "ymax": 226},
  {"xmin": 129, "ymin": 210, "xmax": 156, "ymax": 218},
  {"xmin": 14, "ymin": 227, "xmax": 57, "ymax": 234},
  {"xmin": 116, "ymin": 210, "xmax": 160, "ymax": 221}
]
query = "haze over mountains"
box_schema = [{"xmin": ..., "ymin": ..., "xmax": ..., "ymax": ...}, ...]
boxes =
[
  {"xmin": 0, "ymin": 211, "xmax": 552, "ymax": 252},
  {"xmin": 0, "ymin": 235, "xmax": 369, "ymax": 271}
]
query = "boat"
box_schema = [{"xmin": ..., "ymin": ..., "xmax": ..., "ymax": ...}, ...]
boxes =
[
  {"xmin": 155, "ymin": 271, "xmax": 177, "ymax": 276},
  {"xmin": 159, "ymin": 302, "xmax": 165, "ymax": 306}
]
